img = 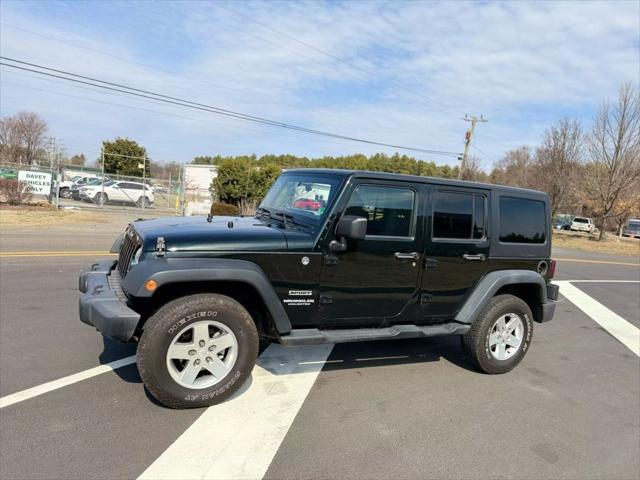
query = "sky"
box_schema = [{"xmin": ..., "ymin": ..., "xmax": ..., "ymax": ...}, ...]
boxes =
[{"xmin": 1, "ymin": 0, "xmax": 638, "ymax": 169}]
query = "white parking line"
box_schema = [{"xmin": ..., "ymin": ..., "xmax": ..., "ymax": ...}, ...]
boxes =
[
  {"xmin": 138, "ymin": 343, "xmax": 333, "ymax": 480},
  {"xmin": 356, "ymin": 355, "xmax": 410, "ymax": 361},
  {"xmin": 0, "ymin": 355, "xmax": 137, "ymax": 409},
  {"xmin": 555, "ymin": 281, "xmax": 640, "ymax": 356},
  {"xmin": 564, "ymin": 280, "xmax": 640, "ymax": 283}
]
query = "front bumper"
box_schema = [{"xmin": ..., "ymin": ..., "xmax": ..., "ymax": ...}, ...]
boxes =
[{"xmin": 79, "ymin": 260, "xmax": 140, "ymax": 341}]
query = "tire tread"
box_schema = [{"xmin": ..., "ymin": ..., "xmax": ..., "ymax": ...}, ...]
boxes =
[{"xmin": 137, "ymin": 293, "xmax": 258, "ymax": 409}]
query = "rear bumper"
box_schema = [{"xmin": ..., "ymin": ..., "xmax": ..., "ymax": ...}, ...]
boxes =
[
  {"xmin": 540, "ymin": 283, "xmax": 559, "ymax": 323},
  {"xmin": 79, "ymin": 261, "xmax": 140, "ymax": 342}
]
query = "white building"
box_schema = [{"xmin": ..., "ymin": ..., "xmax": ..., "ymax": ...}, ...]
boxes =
[{"xmin": 184, "ymin": 164, "xmax": 218, "ymax": 202}]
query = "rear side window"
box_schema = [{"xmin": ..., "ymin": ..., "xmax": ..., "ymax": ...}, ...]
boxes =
[
  {"xmin": 344, "ymin": 185, "xmax": 415, "ymax": 237},
  {"xmin": 499, "ymin": 197, "xmax": 546, "ymax": 243},
  {"xmin": 433, "ymin": 191, "xmax": 486, "ymax": 240}
]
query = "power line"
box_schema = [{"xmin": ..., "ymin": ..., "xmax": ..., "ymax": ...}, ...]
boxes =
[
  {"xmin": 3, "ymin": 19, "xmax": 455, "ymax": 139},
  {"xmin": 214, "ymin": 3, "xmax": 458, "ymax": 116},
  {"xmin": 2, "ymin": 24, "xmax": 446, "ymax": 145},
  {"xmin": 0, "ymin": 22, "xmax": 275, "ymax": 101},
  {"xmin": 471, "ymin": 144, "xmax": 497, "ymax": 165},
  {"xmin": 0, "ymin": 57, "xmax": 461, "ymax": 157},
  {"xmin": 1, "ymin": 76, "xmax": 420, "ymax": 154}
]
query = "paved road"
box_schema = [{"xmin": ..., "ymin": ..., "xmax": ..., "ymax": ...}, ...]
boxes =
[{"xmin": 0, "ymin": 233, "xmax": 638, "ymax": 479}]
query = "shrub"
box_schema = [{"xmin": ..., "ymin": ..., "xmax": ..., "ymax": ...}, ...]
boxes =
[
  {"xmin": 210, "ymin": 202, "xmax": 240, "ymax": 216},
  {"xmin": 0, "ymin": 179, "xmax": 33, "ymax": 205}
]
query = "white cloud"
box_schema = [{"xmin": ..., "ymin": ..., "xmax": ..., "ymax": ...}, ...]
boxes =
[{"xmin": 0, "ymin": 0, "xmax": 638, "ymax": 168}]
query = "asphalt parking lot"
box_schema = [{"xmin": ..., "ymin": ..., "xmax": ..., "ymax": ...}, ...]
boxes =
[{"xmin": 0, "ymin": 229, "xmax": 638, "ymax": 480}]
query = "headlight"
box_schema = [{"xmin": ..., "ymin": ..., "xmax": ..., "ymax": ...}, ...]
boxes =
[{"xmin": 130, "ymin": 246, "xmax": 143, "ymax": 267}]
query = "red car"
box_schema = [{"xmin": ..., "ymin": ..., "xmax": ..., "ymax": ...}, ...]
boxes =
[{"xmin": 293, "ymin": 198, "xmax": 322, "ymax": 211}]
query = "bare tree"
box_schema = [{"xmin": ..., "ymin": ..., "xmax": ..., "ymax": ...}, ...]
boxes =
[
  {"xmin": 68, "ymin": 154, "xmax": 87, "ymax": 166},
  {"xmin": 489, "ymin": 146, "xmax": 534, "ymax": 188},
  {"xmin": 584, "ymin": 83, "xmax": 640, "ymax": 240},
  {"xmin": 611, "ymin": 183, "xmax": 640, "ymax": 236},
  {"xmin": 534, "ymin": 119, "xmax": 583, "ymax": 217},
  {"xmin": 0, "ymin": 112, "xmax": 48, "ymax": 165},
  {"xmin": 459, "ymin": 155, "xmax": 486, "ymax": 182}
]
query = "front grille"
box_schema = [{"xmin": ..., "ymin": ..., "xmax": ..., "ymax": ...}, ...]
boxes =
[
  {"xmin": 118, "ymin": 227, "xmax": 141, "ymax": 278},
  {"xmin": 108, "ymin": 268, "xmax": 129, "ymax": 303}
]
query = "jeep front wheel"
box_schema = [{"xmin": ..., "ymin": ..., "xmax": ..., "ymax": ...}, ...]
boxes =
[
  {"xmin": 462, "ymin": 294, "xmax": 533, "ymax": 374},
  {"xmin": 137, "ymin": 294, "xmax": 259, "ymax": 409}
]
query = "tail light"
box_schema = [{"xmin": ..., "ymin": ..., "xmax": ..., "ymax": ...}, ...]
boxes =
[{"xmin": 548, "ymin": 259, "xmax": 556, "ymax": 279}]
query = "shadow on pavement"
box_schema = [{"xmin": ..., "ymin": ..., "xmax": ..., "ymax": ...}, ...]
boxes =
[
  {"xmin": 258, "ymin": 336, "xmax": 476, "ymax": 375},
  {"xmin": 100, "ymin": 336, "xmax": 140, "ymax": 383}
]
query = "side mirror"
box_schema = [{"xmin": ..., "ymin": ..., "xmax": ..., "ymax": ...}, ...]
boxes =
[
  {"xmin": 330, "ymin": 216, "xmax": 367, "ymax": 253},
  {"xmin": 337, "ymin": 215, "xmax": 367, "ymax": 240}
]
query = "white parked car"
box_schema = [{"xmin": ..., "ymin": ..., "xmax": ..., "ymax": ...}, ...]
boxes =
[
  {"xmin": 570, "ymin": 216, "xmax": 594, "ymax": 233},
  {"xmin": 80, "ymin": 180, "xmax": 154, "ymax": 207},
  {"xmin": 56, "ymin": 174, "xmax": 99, "ymax": 199}
]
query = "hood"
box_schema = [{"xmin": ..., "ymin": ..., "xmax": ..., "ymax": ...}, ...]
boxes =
[{"xmin": 131, "ymin": 215, "xmax": 313, "ymax": 252}]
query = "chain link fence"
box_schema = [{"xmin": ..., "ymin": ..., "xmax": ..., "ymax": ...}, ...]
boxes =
[{"xmin": 0, "ymin": 162, "xmax": 196, "ymax": 216}]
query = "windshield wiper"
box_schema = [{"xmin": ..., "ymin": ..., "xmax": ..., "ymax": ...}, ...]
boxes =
[
  {"xmin": 256, "ymin": 207, "xmax": 272, "ymax": 220},
  {"xmin": 282, "ymin": 212, "xmax": 313, "ymax": 231}
]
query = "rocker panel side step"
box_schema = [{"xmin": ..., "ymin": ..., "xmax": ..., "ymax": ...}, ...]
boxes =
[{"xmin": 278, "ymin": 323, "xmax": 470, "ymax": 346}]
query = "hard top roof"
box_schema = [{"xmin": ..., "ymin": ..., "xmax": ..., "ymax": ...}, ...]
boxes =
[{"xmin": 284, "ymin": 168, "xmax": 548, "ymax": 198}]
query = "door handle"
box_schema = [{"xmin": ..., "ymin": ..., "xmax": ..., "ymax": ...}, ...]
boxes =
[
  {"xmin": 395, "ymin": 252, "xmax": 420, "ymax": 261},
  {"xmin": 462, "ymin": 253, "xmax": 486, "ymax": 262}
]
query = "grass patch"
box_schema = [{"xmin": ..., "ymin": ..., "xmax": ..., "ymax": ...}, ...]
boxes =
[
  {"xmin": 0, "ymin": 206, "xmax": 105, "ymax": 227},
  {"xmin": 553, "ymin": 232, "xmax": 640, "ymax": 258}
]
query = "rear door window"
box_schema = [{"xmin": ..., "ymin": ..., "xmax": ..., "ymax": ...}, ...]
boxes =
[
  {"xmin": 432, "ymin": 191, "xmax": 486, "ymax": 240},
  {"xmin": 499, "ymin": 197, "xmax": 546, "ymax": 243}
]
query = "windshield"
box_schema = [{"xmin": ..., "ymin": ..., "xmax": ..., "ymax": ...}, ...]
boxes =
[{"xmin": 259, "ymin": 173, "xmax": 343, "ymax": 223}]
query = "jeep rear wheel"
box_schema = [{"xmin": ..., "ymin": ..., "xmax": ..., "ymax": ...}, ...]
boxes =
[
  {"xmin": 137, "ymin": 294, "xmax": 259, "ymax": 409},
  {"xmin": 462, "ymin": 294, "xmax": 533, "ymax": 374}
]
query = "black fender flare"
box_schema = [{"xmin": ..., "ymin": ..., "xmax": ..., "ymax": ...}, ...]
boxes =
[
  {"xmin": 454, "ymin": 270, "xmax": 547, "ymax": 324},
  {"xmin": 122, "ymin": 258, "xmax": 292, "ymax": 335}
]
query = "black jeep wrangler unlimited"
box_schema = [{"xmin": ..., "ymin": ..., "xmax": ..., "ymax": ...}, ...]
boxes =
[{"xmin": 79, "ymin": 169, "xmax": 558, "ymax": 408}]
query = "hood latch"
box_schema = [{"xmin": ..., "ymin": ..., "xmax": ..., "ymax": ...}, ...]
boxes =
[{"xmin": 155, "ymin": 236, "xmax": 166, "ymax": 257}]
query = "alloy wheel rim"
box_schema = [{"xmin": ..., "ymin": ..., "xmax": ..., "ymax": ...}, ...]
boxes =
[
  {"xmin": 166, "ymin": 320, "xmax": 238, "ymax": 389},
  {"xmin": 488, "ymin": 313, "xmax": 524, "ymax": 361}
]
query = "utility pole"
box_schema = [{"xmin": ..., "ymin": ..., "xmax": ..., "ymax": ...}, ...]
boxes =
[
  {"xmin": 48, "ymin": 137, "xmax": 55, "ymax": 206},
  {"xmin": 101, "ymin": 148, "xmax": 105, "ymax": 208},
  {"xmin": 459, "ymin": 114, "xmax": 487, "ymax": 179},
  {"xmin": 141, "ymin": 155, "xmax": 146, "ymax": 210},
  {"xmin": 54, "ymin": 143, "xmax": 61, "ymax": 209}
]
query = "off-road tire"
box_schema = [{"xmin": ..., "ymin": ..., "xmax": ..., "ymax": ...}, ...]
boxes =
[
  {"xmin": 462, "ymin": 294, "xmax": 533, "ymax": 374},
  {"xmin": 137, "ymin": 294, "xmax": 259, "ymax": 409}
]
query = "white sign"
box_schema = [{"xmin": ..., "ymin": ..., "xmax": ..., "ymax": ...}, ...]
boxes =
[{"xmin": 18, "ymin": 171, "xmax": 52, "ymax": 195}]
